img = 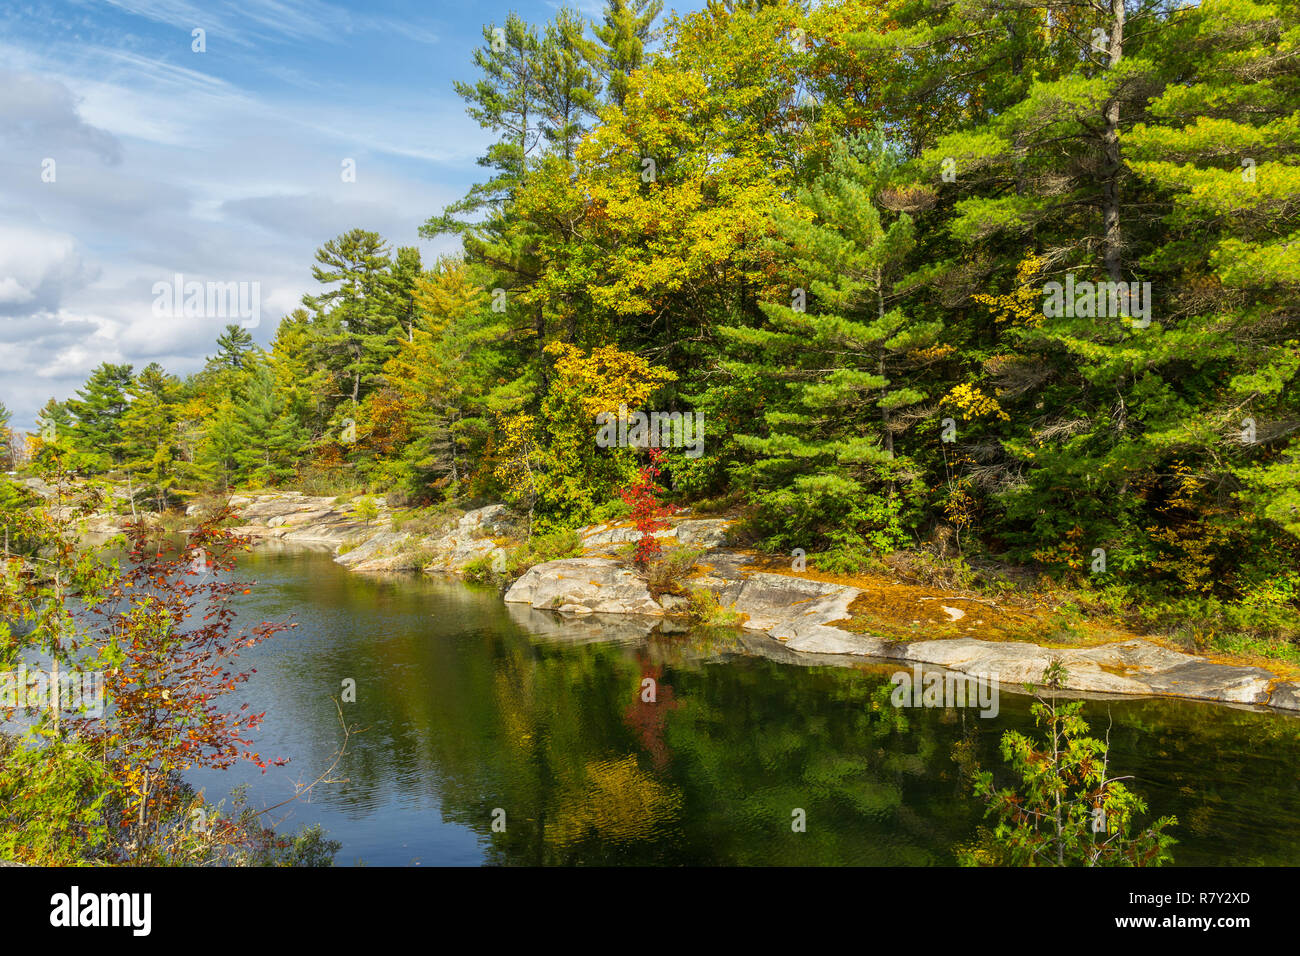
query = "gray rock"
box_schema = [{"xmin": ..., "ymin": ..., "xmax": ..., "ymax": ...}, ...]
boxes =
[
  {"xmin": 456, "ymin": 504, "xmax": 513, "ymax": 536},
  {"xmin": 674, "ymin": 518, "xmax": 732, "ymax": 549},
  {"xmin": 728, "ymin": 571, "xmax": 859, "ymax": 633},
  {"xmin": 334, "ymin": 531, "xmax": 412, "ymax": 568},
  {"xmin": 783, "ymin": 626, "xmax": 894, "ymax": 658},
  {"xmin": 1141, "ymin": 658, "xmax": 1274, "ymax": 705},
  {"xmin": 579, "ymin": 522, "xmax": 675, "ymax": 548},
  {"xmin": 658, "ymin": 593, "xmax": 690, "ymax": 614},
  {"xmin": 21, "ymin": 477, "xmax": 54, "ymax": 498},
  {"xmin": 505, "ymin": 557, "xmax": 663, "ymax": 616},
  {"xmin": 423, "ymin": 536, "xmax": 502, "ymax": 573},
  {"xmin": 697, "ymin": 550, "xmax": 755, "ymax": 582},
  {"xmin": 504, "ymin": 602, "xmax": 658, "ymax": 643},
  {"xmin": 280, "ymin": 521, "xmax": 371, "ymax": 545},
  {"xmin": 232, "ymin": 494, "xmax": 338, "ymax": 524},
  {"xmin": 267, "ymin": 508, "xmax": 336, "ymax": 528},
  {"xmin": 701, "ymin": 565, "xmax": 1295, "ymax": 710},
  {"xmin": 1267, "ymin": 682, "xmax": 1300, "ymax": 711}
]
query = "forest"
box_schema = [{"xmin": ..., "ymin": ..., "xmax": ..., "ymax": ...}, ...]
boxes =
[{"xmin": 3, "ymin": 0, "xmax": 1298, "ymax": 660}]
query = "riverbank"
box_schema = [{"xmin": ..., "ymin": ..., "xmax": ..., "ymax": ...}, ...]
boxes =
[
  {"xmin": 24, "ymin": 480, "xmax": 1300, "ymax": 714},
  {"xmin": 209, "ymin": 491, "xmax": 1300, "ymax": 714}
]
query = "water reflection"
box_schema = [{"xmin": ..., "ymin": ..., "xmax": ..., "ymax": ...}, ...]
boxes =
[{"xmin": 181, "ymin": 546, "xmax": 1300, "ymax": 866}]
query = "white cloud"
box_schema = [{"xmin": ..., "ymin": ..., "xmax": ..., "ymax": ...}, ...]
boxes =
[
  {"xmin": 0, "ymin": 224, "xmax": 93, "ymax": 317},
  {"xmin": 0, "ymin": 69, "xmax": 123, "ymax": 163}
]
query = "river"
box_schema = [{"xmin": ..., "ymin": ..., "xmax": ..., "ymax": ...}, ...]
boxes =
[{"xmin": 181, "ymin": 544, "xmax": 1300, "ymax": 865}]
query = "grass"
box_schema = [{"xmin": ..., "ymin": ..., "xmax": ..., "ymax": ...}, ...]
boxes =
[
  {"xmin": 644, "ymin": 545, "xmax": 704, "ymax": 598},
  {"xmin": 389, "ymin": 505, "xmax": 462, "ymax": 536},
  {"xmin": 463, "ymin": 527, "xmax": 583, "ymax": 587},
  {"xmin": 686, "ymin": 587, "xmax": 745, "ymax": 626}
]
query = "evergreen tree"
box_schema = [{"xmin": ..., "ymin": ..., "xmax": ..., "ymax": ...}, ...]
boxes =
[
  {"xmin": 428, "ymin": 13, "xmax": 545, "ymax": 232},
  {"xmin": 233, "ymin": 361, "xmax": 307, "ymax": 486},
  {"xmin": 211, "ymin": 324, "xmax": 255, "ymax": 371},
  {"xmin": 1125, "ymin": 0, "xmax": 1300, "ymax": 557},
  {"xmin": 390, "ymin": 246, "xmax": 424, "ymax": 343},
  {"xmin": 538, "ymin": 8, "xmax": 603, "ymax": 162},
  {"xmin": 121, "ymin": 363, "xmax": 183, "ymax": 509},
  {"xmin": 301, "ymin": 229, "xmax": 401, "ymax": 418},
  {"xmin": 385, "ymin": 259, "xmax": 506, "ymax": 496},
  {"xmin": 0, "ymin": 401, "xmax": 12, "ymax": 471},
  {"xmin": 269, "ymin": 308, "xmax": 329, "ymax": 438},
  {"xmin": 721, "ymin": 134, "xmax": 941, "ymax": 553},
  {"xmin": 35, "ymin": 398, "xmax": 73, "ymax": 451},
  {"xmin": 65, "ymin": 363, "xmax": 134, "ymax": 471},
  {"xmin": 582, "ymin": 0, "xmax": 662, "ymax": 109},
  {"xmin": 197, "ymin": 399, "xmax": 248, "ymax": 493}
]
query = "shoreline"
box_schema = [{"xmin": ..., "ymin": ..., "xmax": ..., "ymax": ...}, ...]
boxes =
[{"xmin": 54, "ymin": 488, "xmax": 1300, "ymax": 715}]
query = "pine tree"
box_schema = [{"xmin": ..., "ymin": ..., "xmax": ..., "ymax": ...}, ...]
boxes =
[
  {"xmin": 212, "ymin": 324, "xmax": 254, "ymax": 371},
  {"xmin": 301, "ymin": 229, "xmax": 401, "ymax": 422},
  {"xmin": 385, "ymin": 259, "xmax": 506, "ymax": 496},
  {"xmin": 538, "ymin": 8, "xmax": 603, "ymax": 162},
  {"xmin": 65, "ymin": 363, "xmax": 134, "ymax": 471},
  {"xmin": 0, "ymin": 401, "xmax": 12, "ymax": 471},
  {"xmin": 427, "ymin": 13, "xmax": 545, "ymax": 233},
  {"xmin": 197, "ymin": 399, "xmax": 248, "ymax": 493},
  {"xmin": 34, "ymin": 398, "xmax": 73, "ymax": 451},
  {"xmin": 1125, "ymin": 0, "xmax": 1300, "ymax": 549},
  {"xmin": 582, "ymin": 0, "xmax": 662, "ymax": 109},
  {"xmin": 721, "ymin": 133, "xmax": 942, "ymax": 553},
  {"xmin": 121, "ymin": 363, "xmax": 183, "ymax": 510},
  {"xmin": 233, "ymin": 361, "xmax": 306, "ymax": 486},
  {"xmin": 265, "ymin": 308, "xmax": 328, "ymax": 445}
]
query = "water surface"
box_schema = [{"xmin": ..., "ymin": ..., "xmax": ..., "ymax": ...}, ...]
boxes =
[{"xmin": 184, "ymin": 545, "xmax": 1300, "ymax": 866}]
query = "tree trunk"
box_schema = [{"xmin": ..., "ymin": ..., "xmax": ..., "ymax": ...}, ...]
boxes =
[
  {"xmin": 878, "ymin": 272, "xmax": 894, "ymax": 458},
  {"xmin": 1102, "ymin": 0, "xmax": 1126, "ymax": 283}
]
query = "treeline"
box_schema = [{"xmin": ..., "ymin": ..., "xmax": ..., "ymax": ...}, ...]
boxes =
[{"xmin": 17, "ymin": 0, "xmax": 1300, "ymax": 624}]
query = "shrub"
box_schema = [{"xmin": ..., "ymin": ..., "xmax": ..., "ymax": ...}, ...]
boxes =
[
  {"xmin": 464, "ymin": 528, "xmax": 582, "ymax": 588},
  {"xmin": 956, "ymin": 662, "xmax": 1177, "ymax": 867},
  {"xmin": 461, "ymin": 553, "xmax": 498, "ymax": 586},
  {"xmin": 511, "ymin": 528, "xmax": 582, "ymax": 572},
  {"xmin": 351, "ymin": 496, "xmax": 379, "ymax": 526},
  {"xmin": 587, "ymin": 498, "xmax": 632, "ymax": 524},
  {"xmin": 686, "ymin": 587, "xmax": 744, "ymax": 627},
  {"xmin": 645, "ymin": 545, "xmax": 703, "ymax": 597},
  {"xmin": 617, "ymin": 448, "xmax": 673, "ymax": 568},
  {"xmin": 297, "ymin": 464, "xmax": 360, "ymax": 499}
]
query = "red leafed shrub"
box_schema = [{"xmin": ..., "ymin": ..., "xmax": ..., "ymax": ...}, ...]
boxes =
[{"xmin": 619, "ymin": 448, "xmax": 674, "ymax": 568}]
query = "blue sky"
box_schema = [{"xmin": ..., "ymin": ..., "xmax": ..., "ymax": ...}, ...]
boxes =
[{"xmin": 0, "ymin": 0, "xmax": 702, "ymax": 431}]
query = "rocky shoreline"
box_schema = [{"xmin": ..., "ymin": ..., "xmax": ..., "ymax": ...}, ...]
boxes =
[{"xmin": 40, "ymin": 486, "xmax": 1300, "ymax": 714}]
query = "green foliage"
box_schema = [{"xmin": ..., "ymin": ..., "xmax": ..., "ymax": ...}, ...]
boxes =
[
  {"xmin": 0, "ymin": 460, "xmax": 341, "ymax": 866},
  {"xmin": 9, "ymin": 0, "xmax": 1298, "ymax": 659},
  {"xmin": 686, "ymin": 586, "xmax": 744, "ymax": 627},
  {"xmin": 351, "ymin": 496, "xmax": 380, "ymax": 526},
  {"xmin": 957, "ymin": 664, "xmax": 1178, "ymax": 867},
  {"xmin": 722, "ymin": 133, "xmax": 937, "ymax": 554},
  {"xmin": 644, "ymin": 545, "xmax": 702, "ymax": 597},
  {"xmin": 65, "ymin": 362, "xmax": 134, "ymax": 470},
  {"xmin": 0, "ymin": 727, "xmax": 112, "ymax": 865},
  {"xmin": 463, "ymin": 527, "xmax": 583, "ymax": 586}
]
